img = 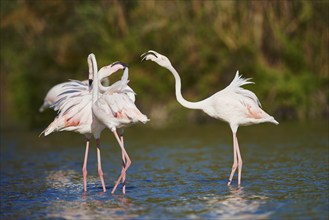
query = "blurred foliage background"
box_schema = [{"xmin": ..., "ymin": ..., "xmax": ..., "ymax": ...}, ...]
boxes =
[{"xmin": 0, "ymin": 0, "xmax": 328, "ymax": 129}]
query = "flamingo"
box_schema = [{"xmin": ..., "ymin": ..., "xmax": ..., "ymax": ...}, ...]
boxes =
[
  {"xmin": 141, "ymin": 50, "xmax": 279, "ymax": 186},
  {"xmin": 39, "ymin": 78, "xmax": 109, "ymax": 112},
  {"xmin": 41, "ymin": 54, "xmax": 129, "ymax": 192},
  {"xmin": 90, "ymin": 57, "xmax": 149, "ymax": 195}
]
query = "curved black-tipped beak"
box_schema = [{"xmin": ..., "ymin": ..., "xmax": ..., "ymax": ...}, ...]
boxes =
[
  {"xmin": 111, "ymin": 61, "xmax": 128, "ymax": 68},
  {"xmin": 89, "ymin": 79, "xmax": 93, "ymax": 87},
  {"xmin": 141, "ymin": 51, "xmax": 158, "ymax": 62}
]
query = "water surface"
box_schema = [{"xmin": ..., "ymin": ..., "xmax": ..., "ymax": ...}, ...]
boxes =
[{"xmin": 1, "ymin": 122, "xmax": 328, "ymax": 219}]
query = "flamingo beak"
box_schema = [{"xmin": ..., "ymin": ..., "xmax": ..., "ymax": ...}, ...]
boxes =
[
  {"xmin": 89, "ymin": 79, "xmax": 93, "ymax": 87},
  {"xmin": 141, "ymin": 51, "xmax": 158, "ymax": 61},
  {"xmin": 111, "ymin": 61, "xmax": 128, "ymax": 68}
]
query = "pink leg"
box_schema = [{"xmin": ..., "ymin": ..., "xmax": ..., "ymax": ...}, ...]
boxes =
[
  {"xmin": 227, "ymin": 132, "xmax": 243, "ymax": 186},
  {"xmin": 228, "ymin": 133, "xmax": 238, "ymax": 186},
  {"xmin": 234, "ymin": 133, "xmax": 243, "ymax": 185},
  {"xmin": 120, "ymin": 134, "xmax": 127, "ymax": 194},
  {"xmin": 82, "ymin": 139, "xmax": 90, "ymax": 192},
  {"xmin": 111, "ymin": 130, "xmax": 131, "ymax": 194},
  {"xmin": 96, "ymin": 139, "xmax": 106, "ymax": 192}
]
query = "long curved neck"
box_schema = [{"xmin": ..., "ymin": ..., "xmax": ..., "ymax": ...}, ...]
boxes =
[
  {"xmin": 99, "ymin": 77, "xmax": 110, "ymax": 92},
  {"xmin": 98, "ymin": 68, "xmax": 111, "ymax": 93},
  {"xmin": 167, "ymin": 65, "xmax": 205, "ymax": 110},
  {"xmin": 90, "ymin": 56, "xmax": 99, "ymax": 103},
  {"xmin": 93, "ymin": 70, "xmax": 99, "ymax": 103}
]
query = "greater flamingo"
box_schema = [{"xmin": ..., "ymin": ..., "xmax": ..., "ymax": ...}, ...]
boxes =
[
  {"xmin": 90, "ymin": 57, "xmax": 149, "ymax": 194},
  {"xmin": 41, "ymin": 54, "xmax": 128, "ymax": 192},
  {"xmin": 141, "ymin": 50, "xmax": 278, "ymax": 186}
]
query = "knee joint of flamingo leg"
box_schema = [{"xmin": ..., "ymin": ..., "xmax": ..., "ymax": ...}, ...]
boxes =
[
  {"xmin": 232, "ymin": 163, "xmax": 238, "ymax": 169},
  {"xmin": 98, "ymin": 169, "xmax": 103, "ymax": 177},
  {"xmin": 82, "ymin": 167, "xmax": 87, "ymax": 175},
  {"xmin": 238, "ymin": 160, "xmax": 243, "ymax": 168},
  {"xmin": 126, "ymin": 160, "xmax": 132, "ymax": 169}
]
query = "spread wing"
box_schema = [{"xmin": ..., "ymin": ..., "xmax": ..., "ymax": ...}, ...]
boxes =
[{"xmin": 41, "ymin": 80, "xmax": 92, "ymax": 136}]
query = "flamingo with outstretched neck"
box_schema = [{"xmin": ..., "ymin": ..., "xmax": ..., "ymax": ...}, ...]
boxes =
[{"xmin": 141, "ymin": 50, "xmax": 278, "ymax": 186}]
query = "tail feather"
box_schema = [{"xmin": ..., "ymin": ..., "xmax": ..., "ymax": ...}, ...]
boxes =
[
  {"xmin": 39, "ymin": 117, "xmax": 61, "ymax": 137},
  {"xmin": 137, "ymin": 113, "xmax": 149, "ymax": 124},
  {"xmin": 270, "ymin": 117, "xmax": 279, "ymax": 125},
  {"xmin": 123, "ymin": 108, "xmax": 149, "ymax": 124},
  {"xmin": 43, "ymin": 127, "xmax": 55, "ymax": 136}
]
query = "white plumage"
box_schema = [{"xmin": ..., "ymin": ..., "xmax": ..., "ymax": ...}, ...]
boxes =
[
  {"xmin": 41, "ymin": 55, "xmax": 130, "ymax": 193},
  {"xmin": 39, "ymin": 78, "xmax": 110, "ymax": 112},
  {"xmin": 142, "ymin": 50, "xmax": 278, "ymax": 186},
  {"xmin": 91, "ymin": 64, "xmax": 149, "ymax": 195}
]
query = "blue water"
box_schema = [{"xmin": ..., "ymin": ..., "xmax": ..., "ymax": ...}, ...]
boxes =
[{"xmin": 1, "ymin": 122, "xmax": 328, "ymax": 219}]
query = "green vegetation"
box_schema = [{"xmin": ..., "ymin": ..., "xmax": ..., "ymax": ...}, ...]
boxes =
[{"xmin": 0, "ymin": 0, "xmax": 328, "ymax": 128}]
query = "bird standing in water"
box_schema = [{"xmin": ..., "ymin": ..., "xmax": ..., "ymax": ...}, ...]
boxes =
[
  {"xmin": 41, "ymin": 54, "xmax": 128, "ymax": 192},
  {"xmin": 142, "ymin": 50, "xmax": 278, "ymax": 186},
  {"xmin": 90, "ymin": 57, "xmax": 149, "ymax": 194}
]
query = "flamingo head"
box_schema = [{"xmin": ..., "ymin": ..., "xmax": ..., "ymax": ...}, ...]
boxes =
[
  {"xmin": 98, "ymin": 61, "xmax": 128, "ymax": 79},
  {"xmin": 87, "ymin": 53, "xmax": 97, "ymax": 88},
  {"xmin": 141, "ymin": 50, "xmax": 172, "ymax": 68}
]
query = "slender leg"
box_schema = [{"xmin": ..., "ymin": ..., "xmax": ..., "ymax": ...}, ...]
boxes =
[
  {"xmin": 96, "ymin": 139, "xmax": 106, "ymax": 192},
  {"xmin": 82, "ymin": 139, "xmax": 90, "ymax": 192},
  {"xmin": 120, "ymin": 134, "xmax": 127, "ymax": 194},
  {"xmin": 228, "ymin": 132, "xmax": 238, "ymax": 186},
  {"xmin": 111, "ymin": 130, "xmax": 131, "ymax": 194},
  {"xmin": 234, "ymin": 133, "xmax": 243, "ymax": 185}
]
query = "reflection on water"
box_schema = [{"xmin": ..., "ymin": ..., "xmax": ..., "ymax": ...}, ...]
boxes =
[
  {"xmin": 46, "ymin": 170, "xmax": 76, "ymax": 189},
  {"xmin": 46, "ymin": 196, "xmax": 138, "ymax": 220},
  {"xmin": 45, "ymin": 170, "xmax": 138, "ymax": 219},
  {"xmin": 200, "ymin": 187, "xmax": 272, "ymax": 219},
  {"xmin": 1, "ymin": 122, "xmax": 328, "ymax": 219}
]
